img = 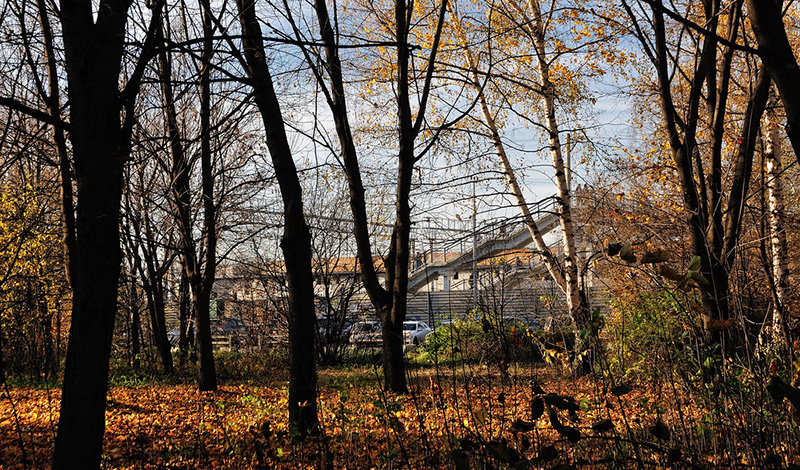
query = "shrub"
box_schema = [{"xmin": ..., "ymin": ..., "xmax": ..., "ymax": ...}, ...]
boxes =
[
  {"xmin": 605, "ymin": 290, "xmax": 684, "ymax": 380},
  {"xmin": 422, "ymin": 317, "xmax": 540, "ymax": 364},
  {"xmin": 214, "ymin": 349, "xmax": 289, "ymax": 383}
]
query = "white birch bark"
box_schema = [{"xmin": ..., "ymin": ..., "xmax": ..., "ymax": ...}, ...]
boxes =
[
  {"xmin": 450, "ymin": 8, "xmax": 568, "ymax": 293},
  {"xmin": 765, "ymin": 100, "xmax": 791, "ymax": 348},
  {"xmin": 510, "ymin": 0, "xmax": 587, "ymax": 327}
]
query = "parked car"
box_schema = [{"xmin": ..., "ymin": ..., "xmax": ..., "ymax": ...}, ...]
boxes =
[
  {"xmin": 350, "ymin": 321, "xmax": 382, "ymax": 346},
  {"xmin": 403, "ymin": 321, "xmax": 432, "ymax": 345}
]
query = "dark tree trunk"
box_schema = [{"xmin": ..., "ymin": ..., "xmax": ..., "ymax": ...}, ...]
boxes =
[
  {"xmin": 178, "ymin": 271, "xmax": 192, "ymax": 365},
  {"xmin": 130, "ymin": 272, "xmax": 141, "ymax": 370},
  {"xmin": 194, "ymin": 288, "xmax": 216, "ymax": 391},
  {"xmin": 51, "ymin": 1, "xmax": 160, "ymax": 467},
  {"xmin": 237, "ymin": 0, "xmax": 319, "ymax": 435},
  {"xmin": 158, "ymin": 8, "xmax": 193, "ymax": 369},
  {"xmin": 149, "ymin": 285, "xmax": 173, "ymax": 373},
  {"xmin": 308, "ymin": 0, "xmax": 448, "ymax": 393},
  {"xmin": 158, "ymin": 1, "xmax": 217, "ymax": 390},
  {"xmin": 195, "ymin": 0, "xmax": 218, "ymax": 392},
  {"xmin": 142, "ymin": 218, "xmax": 173, "ymax": 373},
  {"xmin": 32, "ymin": 0, "xmax": 77, "ymax": 290},
  {"xmin": 52, "ymin": 7, "xmax": 129, "ymax": 460},
  {"xmin": 381, "ymin": 133, "xmax": 415, "ymax": 393},
  {"xmin": 746, "ymin": 0, "xmax": 800, "ymax": 162},
  {"xmin": 53, "ymin": 154, "xmax": 126, "ymax": 468}
]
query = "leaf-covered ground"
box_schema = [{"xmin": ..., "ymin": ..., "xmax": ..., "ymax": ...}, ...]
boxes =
[{"xmin": 0, "ymin": 365, "xmax": 796, "ymax": 469}]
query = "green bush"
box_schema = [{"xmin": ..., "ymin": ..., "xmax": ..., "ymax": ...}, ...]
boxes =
[
  {"xmin": 605, "ymin": 291, "xmax": 684, "ymax": 380},
  {"xmin": 422, "ymin": 318, "xmax": 540, "ymax": 364},
  {"xmin": 214, "ymin": 349, "xmax": 289, "ymax": 383}
]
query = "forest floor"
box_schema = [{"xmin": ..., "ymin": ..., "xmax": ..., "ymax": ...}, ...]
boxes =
[{"xmin": 0, "ymin": 361, "xmax": 796, "ymax": 469}]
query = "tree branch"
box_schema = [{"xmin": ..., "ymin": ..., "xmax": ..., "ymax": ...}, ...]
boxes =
[{"xmin": 0, "ymin": 96, "xmax": 69, "ymax": 130}]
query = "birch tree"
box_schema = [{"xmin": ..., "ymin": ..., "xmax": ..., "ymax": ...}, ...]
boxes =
[
  {"xmin": 763, "ymin": 94, "xmax": 792, "ymax": 350},
  {"xmin": 443, "ymin": 0, "xmax": 626, "ymax": 370}
]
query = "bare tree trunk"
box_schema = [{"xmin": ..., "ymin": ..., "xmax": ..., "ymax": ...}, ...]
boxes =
[
  {"xmin": 143, "ymin": 253, "xmax": 173, "ymax": 373},
  {"xmin": 195, "ymin": 0, "xmax": 218, "ymax": 392},
  {"xmin": 501, "ymin": 0, "xmax": 592, "ymax": 369},
  {"xmin": 40, "ymin": 293, "xmax": 55, "ymax": 380},
  {"xmin": 51, "ymin": 2, "xmax": 161, "ymax": 465},
  {"xmin": 764, "ymin": 97, "xmax": 792, "ymax": 349},
  {"xmin": 307, "ymin": 0, "xmax": 448, "ymax": 393},
  {"xmin": 746, "ymin": 0, "xmax": 800, "ymax": 162},
  {"xmin": 38, "ymin": 0, "xmax": 77, "ymax": 289},
  {"xmin": 129, "ymin": 270, "xmax": 141, "ymax": 369},
  {"xmin": 156, "ymin": 2, "xmax": 216, "ymax": 389},
  {"xmin": 237, "ymin": 0, "xmax": 319, "ymax": 434},
  {"xmin": 178, "ymin": 270, "xmax": 192, "ymax": 365},
  {"xmin": 451, "ymin": 7, "xmax": 567, "ymax": 300},
  {"xmin": 525, "ymin": 0, "xmax": 587, "ymax": 328},
  {"xmin": 164, "ymin": 37, "xmax": 198, "ymax": 371}
]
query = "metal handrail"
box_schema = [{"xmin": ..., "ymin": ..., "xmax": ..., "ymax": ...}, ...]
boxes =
[{"xmin": 409, "ymin": 195, "xmax": 558, "ymax": 274}]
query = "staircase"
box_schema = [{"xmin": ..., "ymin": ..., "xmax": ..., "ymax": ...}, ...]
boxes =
[{"xmin": 407, "ymin": 196, "xmax": 559, "ymax": 293}]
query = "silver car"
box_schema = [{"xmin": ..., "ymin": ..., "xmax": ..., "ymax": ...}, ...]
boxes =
[
  {"xmin": 350, "ymin": 321, "xmax": 382, "ymax": 346},
  {"xmin": 403, "ymin": 321, "xmax": 432, "ymax": 345}
]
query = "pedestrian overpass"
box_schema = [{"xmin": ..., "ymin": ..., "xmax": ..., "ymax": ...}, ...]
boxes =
[{"xmin": 407, "ymin": 196, "xmax": 560, "ymax": 293}]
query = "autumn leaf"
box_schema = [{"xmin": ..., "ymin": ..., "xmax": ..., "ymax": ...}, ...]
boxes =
[
  {"xmin": 658, "ymin": 264, "xmax": 683, "ymax": 281},
  {"xmin": 640, "ymin": 249, "xmax": 671, "ymax": 264},
  {"xmin": 703, "ymin": 315, "xmax": 733, "ymax": 331},
  {"xmin": 591, "ymin": 418, "xmax": 615, "ymax": 433},
  {"xmin": 619, "ymin": 242, "xmax": 637, "ymax": 263},
  {"xmin": 511, "ymin": 418, "xmax": 537, "ymax": 432},
  {"xmin": 769, "ymin": 358, "xmax": 780, "ymax": 376}
]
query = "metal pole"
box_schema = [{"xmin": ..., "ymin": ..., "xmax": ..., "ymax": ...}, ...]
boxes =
[
  {"xmin": 472, "ymin": 178, "xmax": 478, "ymax": 310},
  {"xmin": 427, "ymin": 291, "xmax": 433, "ymax": 325},
  {"xmin": 566, "ymin": 133, "xmax": 572, "ymax": 192}
]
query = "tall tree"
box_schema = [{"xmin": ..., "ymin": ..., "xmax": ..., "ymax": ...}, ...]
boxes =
[
  {"xmin": 763, "ymin": 93, "xmax": 792, "ymax": 350},
  {"xmin": 622, "ymin": 0, "xmax": 769, "ymax": 341},
  {"xmin": 447, "ymin": 0, "xmax": 608, "ymax": 370},
  {"xmin": 235, "ymin": 0, "xmax": 319, "ymax": 434},
  {"xmin": 746, "ymin": 0, "xmax": 800, "ymax": 161},
  {"xmin": 20, "ymin": 0, "xmax": 163, "ymax": 466},
  {"xmin": 299, "ymin": 0, "xmax": 450, "ymax": 393},
  {"xmin": 0, "ymin": 0, "xmax": 163, "ymax": 465},
  {"xmin": 33, "ymin": 0, "xmax": 78, "ymax": 288},
  {"xmin": 188, "ymin": 0, "xmax": 219, "ymax": 391}
]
